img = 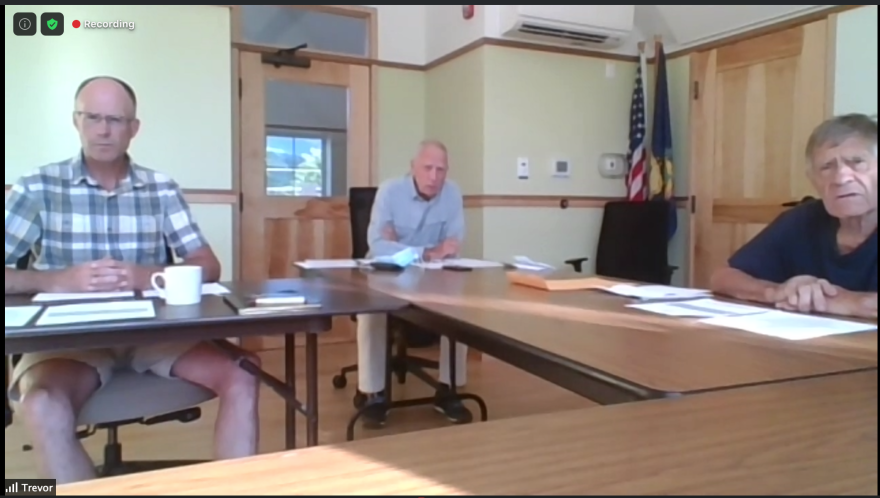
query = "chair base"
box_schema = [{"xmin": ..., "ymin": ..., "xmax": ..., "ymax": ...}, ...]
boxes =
[{"xmin": 343, "ymin": 359, "xmax": 488, "ymax": 441}]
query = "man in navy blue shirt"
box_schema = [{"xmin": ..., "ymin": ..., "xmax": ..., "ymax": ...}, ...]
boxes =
[{"xmin": 711, "ymin": 114, "xmax": 877, "ymax": 319}]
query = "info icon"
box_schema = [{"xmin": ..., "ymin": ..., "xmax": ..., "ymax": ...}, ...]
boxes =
[
  {"xmin": 41, "ymin": 12, "xmax": 64, "ymax": 36},
  {"xmin": 13, "ymin": 12, "xmax": 37, "ymax": 36}
]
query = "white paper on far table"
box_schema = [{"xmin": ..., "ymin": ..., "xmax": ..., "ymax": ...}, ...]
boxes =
[
  {"xmin": 143, "ymin": 282, "xmax": 231, "ymax": 298},
  {"xmin": 36, "ymin": 300, "xmax": 156, "ymax": 327},
  {"xmin": 700, "ymin": 310, "xmax": 877, "ymax": 340},
  {"xmin": 32, "ymin": 291, "xmax": 134, "ymax": 303},
  {"xmin": 511, "ymin": 255, "xmax": 554, "ymax": 271},
  {"xmin": 5, "ymin": 306, "xmax": 43, "ymax": 328},
  {"xmin": 294, "ymin": 259, "xmax": 366, "ymax": 269},
  {"xmin": 606, "ymin": 284, "xmax": 711, "ymax": 300},
  {"xmin": 445, "ymin": 258, "xmax": 504, "ymax": 269},
  {"xmin": 627, "ymin": 298, "xmax": 768, "ymax": 318}
]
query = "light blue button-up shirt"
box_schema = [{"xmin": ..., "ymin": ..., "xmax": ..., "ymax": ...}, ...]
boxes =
[{"xmin": 366, "ymin": 175, "xmax": 465, "ymax": 258}]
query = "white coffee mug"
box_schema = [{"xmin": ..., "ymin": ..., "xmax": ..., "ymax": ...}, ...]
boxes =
[{"xmin": 150, "ymin": 265, "xmax": 203, "ymax": 306}]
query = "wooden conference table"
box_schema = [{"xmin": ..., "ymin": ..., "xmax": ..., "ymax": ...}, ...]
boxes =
[
  {"xmin": 58, "ymin": 370, "xmax": 879, "ymax": 495},
  {"xmin": 4, "ymin": 279, "xmax": 407, "ymax": 448},
  {"xmin": 326, "ymin": 268, "xmax": 878, "ymax": 404}
]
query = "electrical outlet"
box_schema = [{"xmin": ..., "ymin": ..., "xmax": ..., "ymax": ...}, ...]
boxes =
[{"xmin": 517, "ymin": 157, "xmax": 529, "ymax": 179}]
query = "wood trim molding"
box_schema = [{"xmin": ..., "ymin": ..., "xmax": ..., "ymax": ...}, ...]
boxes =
[
  {"xmin": 464, "ymin": 195, "xmax": 688, "ymax": 209},
  {"xmin": 4, "ymin": 185, "xmax": 686, "ymax": 210},
  {"xmin": 233, "ymin": 5, "xmax": 863, "ymax": 72}
]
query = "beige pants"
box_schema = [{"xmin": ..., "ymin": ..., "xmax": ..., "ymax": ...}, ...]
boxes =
[{"xmin": 8, "ymin": 342, "xmax": 197, "ymax": 402}]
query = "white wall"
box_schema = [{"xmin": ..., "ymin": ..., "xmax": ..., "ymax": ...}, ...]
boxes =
[{"xmin": 4, "ymin": 5, "xmax": 236, "ymax": 278}]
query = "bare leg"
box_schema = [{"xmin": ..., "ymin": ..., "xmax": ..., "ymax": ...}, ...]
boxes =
[
  {"xmin": 171, "ymin": 342, "xmax": 260, "ymax": 459},
  {"xmin": 18, "ymin": 360, "xmax": 100, "ymax": 484}
]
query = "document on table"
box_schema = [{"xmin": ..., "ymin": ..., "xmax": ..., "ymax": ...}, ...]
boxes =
[
  {"xmin": 627, "ymin": 298, "xmax": 768, "ymax": 318},
  {"xmin": 5, "ymin": 306, "xmax": 43, "ymax": 328},
  {"xmin": 511, "ymin": 255, "xmax": 554, "ymax": 271},
  {"xmin": 700, "ymin": 310, "xmax": 877, "ymax": 341},
  {"xmin": 294, "ymin": 259, "xmax": 367, "ymax": 269},
  {"xmin": 36, "ymin": 300, "xmax": 156, "ymax": 327},
  {"xmin": 142, "ymin": 282, "xmax": 231, "ymax": 298},
  {"xmin": 606, "ymin": 284, "xmax": 711, "ymax": 300},
  {"xmin": 32, "ymin": 291, "xmax": 134, "ymax": 303},
  {"xmin": 414, "ymin": 258, "xmax": 504, "ymax": 270}
]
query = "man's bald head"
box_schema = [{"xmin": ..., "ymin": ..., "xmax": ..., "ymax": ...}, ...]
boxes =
[
  {"xmin": 410, "ymin": 139, "xmax": 449, "ymax": 198},
  {"xmin": 72, "ymin": 76, "xmax": 141, "ymax": 165}
]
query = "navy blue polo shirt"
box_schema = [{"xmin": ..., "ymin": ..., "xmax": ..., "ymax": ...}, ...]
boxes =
[{"xmin": 728, "ymin": 200, "xmax": 878, "ymax": 292}]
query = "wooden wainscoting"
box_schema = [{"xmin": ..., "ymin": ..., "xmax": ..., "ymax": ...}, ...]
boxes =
[{"xmin": 251, "ymin": 198, "xmax": 355, "ymax": 351}]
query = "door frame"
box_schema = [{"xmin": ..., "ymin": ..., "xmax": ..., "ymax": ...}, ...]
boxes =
[
  {"xmin": 237, "ymin": 52, "xmax": 373, "ymax": 282},
  {"xmin": 685, "ymin": 14, "xmax": 840, "ymax": 287},
  {"xmin": 227, "ymin": 5, "xmax": 380, "ymax": 283}
]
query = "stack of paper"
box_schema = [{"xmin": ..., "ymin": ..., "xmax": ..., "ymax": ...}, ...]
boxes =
[
  {"xmin": 295, "ymin": 259, "xmax": 365, "ymax": 269},
  {"xmin": 511, "ymin": 255, "xmax": 554, "ymax": 271},
  {"xmin": 700, "ymin": 310, "xmax": 877, "ymax": 341},
  {"xmin": 143, "ymin": 282, "xmax": 231, "ymax": 298},
  {"xmin": 627, "ymin": 298, "xmax": 767, "ymax": 318},
  {"xmin": 607, "ymin": 284, "xmax": 711, "ymax": 300},
  {"xmin": 5, "ymin": 306, "xmax": 43, "ymax": 328},
  {"xmin": 415, "ymin": 258, "xmax": 504, "ymax": 270},
  {"xmin": 35, "ymin": 300, "xmax": 156, "ymax": 326},
  {"xmin": 32, "ymin": 291, "xmax": 134, "ymax": 302}
]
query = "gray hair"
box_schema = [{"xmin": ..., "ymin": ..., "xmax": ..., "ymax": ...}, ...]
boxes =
[
  {"xmin": 415, "ymin": 139, "xmax": 448, "ymax": 159},
  {"xmin": 805, "ymin": 113, "xmax": 878, "ymax": 163}
]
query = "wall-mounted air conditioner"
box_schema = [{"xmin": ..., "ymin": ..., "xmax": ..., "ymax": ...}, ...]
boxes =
[{"xmin": 498, "ymin": 5, "xmax": 635, "ymax": 49}]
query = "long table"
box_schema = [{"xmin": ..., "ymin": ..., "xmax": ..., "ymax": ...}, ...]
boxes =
[
  {"xmin": 5, "ymin": 278, "xmax": 407, "ymax": 448},
  {"xmin": 329, "ymin": 268, "xmax": 878, "ymax": 404},
  {"xmin": 58, "ymin": 371, "xmax": 878, "ymax": 495}
]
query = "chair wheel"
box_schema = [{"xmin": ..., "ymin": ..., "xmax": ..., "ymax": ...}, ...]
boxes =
[
  {"xmin": 332, "ymin": 375, "xmax": 347, "ymax": 389},
  {"xmin": 353, "ymin": 392, "xmax": 367, "ymax": 409}
]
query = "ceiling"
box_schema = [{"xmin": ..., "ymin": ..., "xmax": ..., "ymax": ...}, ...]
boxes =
[
  {"xmin": 636, "ymin": 5, "xmax": 833, "ymax": 50},
  {"xmin": 241, "ymin": 5, "xmax": 837, "ymax": 61}
]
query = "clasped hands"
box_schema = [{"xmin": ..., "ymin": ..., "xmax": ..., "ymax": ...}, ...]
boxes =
[
  {"xmin": 765, "ymin": 275, "xmax": 859, "ymax": 315},
  {"xmin": 49, "ymin": 258, "xmax": 152, "ymax": 293},
  {"xmin": 382, "ymin": 225, "xmax": 459, "ymax": 261}
]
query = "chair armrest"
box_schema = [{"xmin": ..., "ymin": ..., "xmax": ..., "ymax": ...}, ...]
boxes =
[{"xmin": 564, "ymin": 257, "xmax": 589, "ymax": 273}]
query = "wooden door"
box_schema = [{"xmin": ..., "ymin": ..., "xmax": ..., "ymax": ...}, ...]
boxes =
[
  {"xmin": 238, "ymin": 51, "xmax": 373, "ymax": 351},
  {"xmin": 689, "ymin": 20, "xmax": 832, "ymax": 288}
]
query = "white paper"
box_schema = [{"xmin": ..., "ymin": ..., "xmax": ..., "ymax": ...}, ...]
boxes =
[
  {"xmin": 628, "ymin": 298, "xmax": 768, "ymax": 318},
  {"xmin": 415, "ymin": 258, "xmax": 504, "ymax": 270},
  {"xmin": 142, "ymin": 282, "xmax": 231, "ymax": 298},
  {"xmin": 607, "ymin": 284, "xmax": 711, "ymax": 300},
  {"xmin": 295, "ymin": 259, "xmax": 366, "ymax": 269},
  {"xmin": 700, "ymin": 310, "xmax": 877, "ymax": 340},
  {"xmin": 36, "ymin": 300, "xmax": 156, "ymax": 327},
  {"xmin": 445, "ymin": 258, "xmax": 504, "ymax": 269},
  {"xmin": 5, "ymin": 306, "xmax": 43, "ymax": 327},
  {"xmin": 32, "ymin": 291, "xmax": 134, "ymax": 303},
  {"xmin": 512, "ymin": 255, "xmax": 555, "ymax": 271}
]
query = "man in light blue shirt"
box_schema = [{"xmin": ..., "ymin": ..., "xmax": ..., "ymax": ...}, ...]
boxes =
[{"xmin": 357, "ymin": 140, "xmax": 471, "ymax": 428}]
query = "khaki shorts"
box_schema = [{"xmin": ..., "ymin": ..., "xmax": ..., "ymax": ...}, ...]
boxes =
[{"xmin": 8, "ymin": 342, "xmax": 197, "ymax": 402}]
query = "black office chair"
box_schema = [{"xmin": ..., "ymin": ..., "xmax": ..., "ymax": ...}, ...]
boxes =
[
  {"xmin": 6, "ymin": 245, "xmax": 213, "ymax": 477},
  {"xmin": 565, "ymin": 200, "xmax": 677, "ymax": 284},
  {"xmin": 332, "ymin": 187, "xmax": 441, "ymax": 404}
]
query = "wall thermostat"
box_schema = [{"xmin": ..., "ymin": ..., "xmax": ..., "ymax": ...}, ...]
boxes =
[
  {"xmin": 552, "ymin": 159, "xmax": 571, "ymax": 178},
  {"xmin": 598, "ymin": 153, "xmax": 627, "ymax": 179}
]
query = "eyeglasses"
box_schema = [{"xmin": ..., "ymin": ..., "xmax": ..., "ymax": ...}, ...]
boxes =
[{"xmin": 74, "ymin": 111, "xmax": 133, "ymax": 129}]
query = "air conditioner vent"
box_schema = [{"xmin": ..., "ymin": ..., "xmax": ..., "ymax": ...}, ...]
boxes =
[{"xmin": 518, "ymin": 23, "xmax": 610, "ymax": 44}]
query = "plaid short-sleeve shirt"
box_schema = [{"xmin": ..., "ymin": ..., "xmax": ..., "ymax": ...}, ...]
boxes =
[{"xmin": 4, "ymin": 154, "xmax": 209, "ymax": 271}]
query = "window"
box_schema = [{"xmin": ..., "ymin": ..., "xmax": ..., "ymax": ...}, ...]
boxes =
[{"xmin": 265, "ymin": 131, "xmax": 331, "ymax": 197}]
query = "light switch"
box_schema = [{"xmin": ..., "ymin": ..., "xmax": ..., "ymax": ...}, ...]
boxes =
[
  {"xmin": 605, "ymin": 61, "xmax": 616, "ymax": 79},
  {"xmin": 517, "ymin": 157, "xmax": 529, "ymax": 179}
]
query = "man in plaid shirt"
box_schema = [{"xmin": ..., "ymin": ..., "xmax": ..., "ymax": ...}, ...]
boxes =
[{"xmin": 4, "ymin": 77, "xmax": 260, "ymax": 483}]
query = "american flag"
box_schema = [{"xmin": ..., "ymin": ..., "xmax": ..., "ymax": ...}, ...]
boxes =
[{"xmin": 625, "ymin": 51, "xmax": 649, "ymax": 201}]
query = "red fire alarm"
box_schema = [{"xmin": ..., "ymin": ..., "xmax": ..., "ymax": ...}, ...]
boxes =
[{"xmin": 462, "ymin": 5, "xmax": 475, "ymax": 20}]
